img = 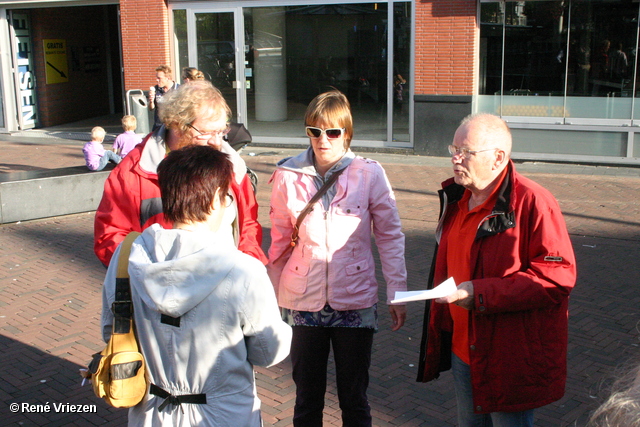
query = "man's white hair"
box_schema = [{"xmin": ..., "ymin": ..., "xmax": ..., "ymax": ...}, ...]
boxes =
[{"xmin": 459, "ymin": 113, "xmax": 512, "ymax": 158}]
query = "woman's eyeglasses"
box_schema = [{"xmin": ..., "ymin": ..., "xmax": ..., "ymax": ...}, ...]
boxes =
[
  {"xmin": 225, "ymin": 193, "xmax": 234, "ymax": 208},
  {"xmin": 305, "ymin": 126, "xmax": 345, "ymax": 139},
  {"xmin": 187, "ymin": 123, "xmax": 231, "ymax": 140}
]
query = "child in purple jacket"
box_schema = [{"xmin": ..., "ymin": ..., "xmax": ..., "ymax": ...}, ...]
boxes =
[
  {"xmin": 113, "ymin": 115, "xmax": 143, "ymax": 158},
  {"xmin": 82, "ymin": 126, "xmax": 121, "ymax": 171}
]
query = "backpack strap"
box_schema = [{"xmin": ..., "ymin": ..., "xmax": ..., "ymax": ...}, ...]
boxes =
[{"xmin": 112, "ymin": 232, "xmax": 141, "ymax": 334}]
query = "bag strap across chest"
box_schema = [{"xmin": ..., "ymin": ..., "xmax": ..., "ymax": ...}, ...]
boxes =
[
  {"xmin": 272, "ymin": 167, "xmax": 345, "ymax": 264},
  {"xmin": 112, "ymin": 232, "xmax": 141, "ymax": 334}
]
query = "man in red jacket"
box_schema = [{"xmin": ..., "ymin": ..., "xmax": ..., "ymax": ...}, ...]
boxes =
[
  {"xmin": 94, "ymin": 81, "xmax": 266, "ymax": 267},
  {"xmin": 417, "ymin": 114, "xmax": 576, "ymax": 426}
]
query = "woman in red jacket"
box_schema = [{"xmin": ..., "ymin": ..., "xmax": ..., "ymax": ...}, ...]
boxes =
[{"xmin": 94, "ymin": 81, "xmax": 265, "ymax": 267}]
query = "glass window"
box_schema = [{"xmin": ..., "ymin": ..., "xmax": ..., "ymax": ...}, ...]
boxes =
[
  {"xmin": 479, "ymin": 1, "xmax": 640, "ymax": 121},
  {"xmin": 172, "ymin": 2, "xmax": 411, "ymax": 145},
  {"xmin": 565, "ymin": 1, "xmax": 638, "ymax": 119},
  {"xmin": 481, "ymin": 1, "xmax": 569, "ymax": 118},
  {"xmin": 505, "ymin": 2, "xmax": 568, "ymax": 97},
  {"xmin": 393, "ymin": 2, "xmax": 411, "ymax": 143},
  {"xmin": 195, "ymin": 12, "xmax": 237, "ymax": 117},
  {"xmin": 173, "ymin": 10, "xmax": 187, "ymax": 77},
  {"xmin": 479, "ymin": 3, "xmax": 504, "ymax": 97},
  {"xmin": 243, "ymin": 3, "xmax": 409, "ymax": 143}
]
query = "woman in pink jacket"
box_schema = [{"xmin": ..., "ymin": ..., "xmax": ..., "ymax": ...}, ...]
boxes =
[{"xmin": 267, "ymin": 90, "xmax": 407, "ymax": 427}]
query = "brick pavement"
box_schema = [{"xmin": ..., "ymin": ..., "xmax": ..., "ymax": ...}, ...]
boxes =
[{"xmin": 1, "ymin": 140, "xmax": 640, "ymax": 426}]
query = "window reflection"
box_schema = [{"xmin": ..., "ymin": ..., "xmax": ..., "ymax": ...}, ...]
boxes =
[
  {"xmin": 173, "ymin": 10, "xmax": 188, "ymax": 80},
  {"xmin": 569, "ymin": 2, "xmax": 637, "ymax": 99},
  {"xmin": 173, "ymin": 3, "xmax": 411, "ymax": 145},
  {"xmin": 196, "ymin": 13, "xmax": 237, "ymax": 117},
  {"xmin": 480, "ymin": 0, "xmax": 640, "ymax": 121},
  {"xmin": 243, "ymin": 3, "xmax": 411, "ymax": 143},
  {"xmin": 393, "ymin": 2, "xmax": 411, "ymax": 142}
]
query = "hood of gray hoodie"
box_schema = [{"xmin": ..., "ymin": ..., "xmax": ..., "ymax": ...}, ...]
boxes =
[{"xmin": 128, "ymin": 224, "xmax": 237, "ymax": 318}]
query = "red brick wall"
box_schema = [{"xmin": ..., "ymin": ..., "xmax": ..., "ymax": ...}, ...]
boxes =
[
  {"xmin": 120, "ymin": 0, "xmax": 172, "ymax": 91},
  {"xmin": 415, "ymin": 0, "xmax": 477, "ymax": 95},
  {"xmin": 118, "ymin": 0, "xmax": 477, "ymax": 95}
]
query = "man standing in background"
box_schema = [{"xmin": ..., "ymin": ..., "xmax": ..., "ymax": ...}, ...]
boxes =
[{"xmin": 148, "ymin": 65, "xmax": 178, "ymax": 131}]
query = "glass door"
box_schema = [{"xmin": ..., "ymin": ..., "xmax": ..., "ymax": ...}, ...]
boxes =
[
  {"xmin": 177, "ymin": 8, "xmax": 247, "ymax": 124},
  {"xmin": 173, "ymin": 3, "xmax": 412, "ymax": 147}
]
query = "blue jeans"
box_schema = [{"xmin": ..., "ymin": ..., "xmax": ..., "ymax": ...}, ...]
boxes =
[
  {"xmin": 95, "ymin": 150, "xmax": 121, "ymax": 171},
  {"xmin": 451, "ymin": 353, "xmax": 534, "ymax": 427},
  {"xmin": 290, "ymin": 326, "xmax": 374, "ymax": 427}
]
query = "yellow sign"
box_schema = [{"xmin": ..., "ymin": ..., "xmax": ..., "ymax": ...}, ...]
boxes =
[{"xmin": 43, "ymin": 39, "xmax": 68, "ymax": 84}]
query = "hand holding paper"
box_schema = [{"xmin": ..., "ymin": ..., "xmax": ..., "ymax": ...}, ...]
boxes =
[{"xmin": 391, "ymin": 277, "xmax": 457, "ymax": 304}]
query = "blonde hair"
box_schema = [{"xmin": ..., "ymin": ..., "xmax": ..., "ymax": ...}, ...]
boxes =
[
  {"xmin": 305, "ymin": 90, "xmax": 353, "ymax": 148},
  {"xmin": 588, "ymin": 361, "xmax": 640, "ymax": 427},
  {"xmin": 121, "ymin": 115, "xmax": 137, "ymax": 131},
  {"xmin": 155, "ymin": 65, "xmax": 172, "ymax": 77},
  {"xmin": 158, "ymin": 80, "xmax": 230, "ymax": 134},
  {"xmin": 91, "ymin": 126, "xmax": 106, "ymax": 141}
]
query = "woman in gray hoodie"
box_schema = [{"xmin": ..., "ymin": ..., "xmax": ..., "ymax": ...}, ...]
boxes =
[{"xmin": 101, "ymin": 145, "xmax": 292, "ymax": 426}]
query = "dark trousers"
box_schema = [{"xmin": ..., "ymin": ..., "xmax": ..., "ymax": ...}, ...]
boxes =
[{"xmin": 291, "ymin": 326, "xmax": 374, "ymax": 427}]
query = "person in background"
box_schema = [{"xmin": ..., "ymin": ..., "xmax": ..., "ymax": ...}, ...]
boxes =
[
  {"xmin": 609, "ymin": 42, "xmax": 629, "ymax": 80},
  {"xmin": 82, "ymin": 126, "xmax": 121, "ymax": 171},
  {"xmin": 393, "ymin": 73, "xmax": 406, "ymax": 115},
  {"xmin": 417, "ymin": 113, "xmax": 577, "ymax": 427},
  {"xmin": 148, "ymin": 65, "xmax": 179, "ymax": 131},
  {"xmin": 182, "ymin": 67, "xmax": 205, "ymax": 84},
  {"xmin": 267, "ymin": 90, "xmax": 407, "ymax": 427},
  {"xmin": 94, "ymin": 80, "xmax": 265, "ymax": 267},
  {"xmin": 113, "ymin": 115, "xmax": 143, "ymax": 158},
  {"xmin": 101, "ymin": 144, "xmax": 292, "ymax": 426}
]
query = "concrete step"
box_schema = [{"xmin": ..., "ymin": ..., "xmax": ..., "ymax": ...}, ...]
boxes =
[{"xmin": 0, "ymin": 165, "xmax": 114, "ymax": 224}]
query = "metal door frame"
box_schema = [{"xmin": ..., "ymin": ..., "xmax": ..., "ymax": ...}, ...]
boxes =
[{"xmin": 184, "ymin": 6, "xmax": 247, "ymax": 124}]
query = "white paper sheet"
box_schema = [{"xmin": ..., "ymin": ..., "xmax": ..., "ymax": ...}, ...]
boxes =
[{"xmin": 391, "ymin": 277, "xmax": 457, "ymax": 303}]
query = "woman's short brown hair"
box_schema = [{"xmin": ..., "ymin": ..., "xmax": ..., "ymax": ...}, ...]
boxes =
[
  {"xmin": 304, "ymin": 90, "xmax": 353, "ymax": 148},
  {"xmin": 157, "ymin": 145, "xmax": 233, "ymax": 224},
  {"xmin": 158, "ymin": 80, "xmax": 231, "ymax": 135}
]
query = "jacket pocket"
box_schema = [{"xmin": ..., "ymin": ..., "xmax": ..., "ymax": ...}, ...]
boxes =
[
  {"xmin": 345, "ymin": 259, "xmax": 369, "ymax": 294},
  {"xmin": 283, "ymin": 257, "xmax": 310, "ymax": 294},
  {"xmin": 335, "ymin": 205, "xmax": 361, "ymax": 216}
]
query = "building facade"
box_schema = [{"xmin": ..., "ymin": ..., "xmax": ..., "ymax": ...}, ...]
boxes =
[{"xmin": 1, "ymin": 0, "xmax": 639, "ymax": 165}]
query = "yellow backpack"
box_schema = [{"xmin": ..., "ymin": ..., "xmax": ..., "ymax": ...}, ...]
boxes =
[{"xmin": 88, "ymin": 232, "xmax": 148, "ymax": 407}]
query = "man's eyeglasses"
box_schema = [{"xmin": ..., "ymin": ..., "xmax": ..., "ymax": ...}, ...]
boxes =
[
  {"xmin": 448, "ymin": 145, "xmax": 497, "ymax": 159},
  {"xmin": 187, "ymin": 123, "xmax": 231, "ymax": 140},
  {"xmin": 305, "ymin": 126, "xmax": 345, "ymax": 139}
]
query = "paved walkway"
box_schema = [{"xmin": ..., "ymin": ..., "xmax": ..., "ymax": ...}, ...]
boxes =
[{"xmin": 1, "ymin": 132, "xmax": 640, "ymax": 426}]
